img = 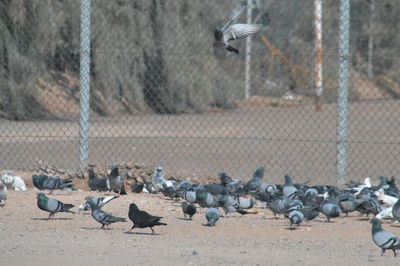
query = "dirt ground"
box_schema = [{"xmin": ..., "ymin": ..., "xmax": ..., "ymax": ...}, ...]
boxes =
[{"xmin": 0, "ymin": 175, "xmax": 399, "ymax": 266}]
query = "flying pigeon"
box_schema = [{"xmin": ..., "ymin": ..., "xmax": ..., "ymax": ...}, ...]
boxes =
[
  {"xmin": 107, "ymin": 165, "xmax": 126, "ymax": 195},
  {"xmin": 181, "ymin": 202, "xmax": 197, "ymax": 220},
  {"xmin": 78, "ymin": 195, "xmax": 119, "ymax": 212},
  {"xmin": 36, "ymin": 192, "xmax": 75, "ymax": 219},
  {"xmin": 128, "ymin": 203, "xmax": 167, "ymax": 234},
  {"xmin": 213, "ymin": 6, "xmax": 261, "ymax": 54},
  {"xmin": 0, "ymin": 179, "xmax": 8, "ymax": 206},
  {"xmin": 371, "ymin": 218, "xmax": 400, "ymax": 256},
  {"xmin": 205, "ymin": 208, "xmax": 220, "ymax": 226},
  {"xmin": 87, "ymin": 168, "xmax": 108, "ymax": 192},
  {"xmin": 86, "ymin": 199, "xmax": 126, "ymax": 229}
]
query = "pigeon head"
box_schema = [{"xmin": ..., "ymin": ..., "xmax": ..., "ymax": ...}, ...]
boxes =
[
  {"xmin": 253, "ymin": 167, "xmax": 265, "ymax": 179},
  {"xmin": 284, "ymin": 175, "xmax": 293, "ymax": 186},
  {"xmin": 110, "ymin": 165, "xmax": 119, "ymax": 177},
  {"xmin": 36, "ymin": 192, "xmax": 45, "ymax": 199},
  {"xmin": 129, "ymin": 203, "xmax": 140, "ymax": 212},
  {"xmin": 214, "ymin": 27, "xmax": 223, "ymax": 41},
  {"xmin": 156, "ymin": 166, "xmax": 163, "ymax": 172},
  {"xmin": 371, "ymin": 218, "xmax": 383, "ymax": 234}
]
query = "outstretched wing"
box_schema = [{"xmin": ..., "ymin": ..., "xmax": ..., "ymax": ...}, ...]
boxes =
[{"xmin": 224, "ymin": 24, "xmax": 261, "ymax": 43}]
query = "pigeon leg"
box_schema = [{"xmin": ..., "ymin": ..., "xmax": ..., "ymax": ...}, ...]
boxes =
[
  {"xmin": 101, "ymin": 224, "xmax": 105, "ymax": 229},
  {"xmin": 184, "ymin": 213, "xmax": 187, "ymax": 219},
  {"xmin": 151, "ymin": 228, "xmax": 155, "ymax": 235},
  {"xmin": 393, "ymin": 249, "xmax": 397, "ymax": 257},
  {"xmin": 381, "ymin": 249, "xmax": 385, "ymax": 256},
  {"xmin": 127, "ymin": 225, "xmax": 135, "ymax": 233},
  {"xmin": 48, "ymin": 213, "xmax": 52, "ymax": 220}
]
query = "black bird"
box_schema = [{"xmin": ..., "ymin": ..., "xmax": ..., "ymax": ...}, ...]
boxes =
[
  {"xmin": 181, "ymin": 202, "xmax": 197, "ymax": 220},
  {"xmin": 128, "ymin": 203, "xmax": 167, "ymax": 235}
]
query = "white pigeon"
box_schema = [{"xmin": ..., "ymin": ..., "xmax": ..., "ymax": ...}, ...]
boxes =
[
  {"xmin": 1, "ymin": 173, "xmax": 27, "ymax": 191},
  {"xmin": 213, "ymin": 6, "xmax": 261, "ymax": 54},
  {"xmin": 376, "ymin": 206, "xmax": 394, "ymax": 220},
  {"xmin": 0, "ymin": 179, "xmax": 8, "ymax": 206},
  {"xmin": 375, "ymin": 189, "xmax": 397, "ymax": 206},
  {"xmin": 152, "ymin": 166, "xmax": 165, "ymax": 192},
  {"xmin": 352, "ymin": 177, "xmax": 372, "ymax": 195}
]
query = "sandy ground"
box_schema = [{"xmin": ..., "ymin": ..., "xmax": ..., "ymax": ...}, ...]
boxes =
[{"xmin": 0, "ymin": 176, "xmax": 399, "ymax": 266}]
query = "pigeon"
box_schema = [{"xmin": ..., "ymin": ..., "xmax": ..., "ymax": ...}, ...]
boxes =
[
  {"xmin": 288, "ymin": 209, "xmax": 304, "ymax": 229},
  {"xmin": 36, "ymin": 192, "xmax": 75, "ymax": 219},
  {"xmin": 244, "ymin": 167, "xmax": 265, "ymax": 193},
  {"xmin": 178, "ymin": 180, "xmax": 192, "ymax": 191},
  {"xmin": 371, "ymin": 218, "xmax": 400, "ymax": 256},
  {"xmin": 87, "ymin": 168, "xmax": 108, "ymax": 192},
  {"xmin": 375, "ymin": 189, "xmax": 397, "ymax": 206},
  {"xmin": 320, "ymin": 202, "xmax": 341, "ymax": 222},
  {"xmin": 213, "ymin": 6, "xmax": 261, "ymax": 54},
  {"xmin": 1, "ymin": 173, "xmax": 27, "ymax": 190},
  {"xmin": 152, "ymin": 166, "xmax": 165, "ymax": 193},
  {"xmin": 339, "ymin": 198, "xmax": 360, "ymax": 217},
  {"xmin": 181, "ymin": 191, "xmax": 197, "ymax": 204},
  {"xmin": 32, "ymin": 174, "xmax": 75, "ymax": 193},
  {"xmin": 0, "ymin": 179, "xmax": 8, "ymax": 206},
  {"xmin": 196, "ymin": 189, "xmax": 219, "ymax": 208},
  {"xmin": 86, "ymin": 199, "xmax": 126, "ymax": 229},
  {"xmin": 107, "ymin": 165, "xmax": 126, "ymax": 194},
  {"xmin": 283, "ymin": 175, "xmax": 298, "ymax": 198},
  {"xmin": 131, "ymin": 182, "xmax": 145, "ymax": 193},
  {"xmin": 376, "ymin": 206, "xmax": 393, "ymax": 220},
  {"xmin": 128, "ymin": 203, "xmax": 167, "ymax": 234},
  {"xmin": 205, "ymin": 208, "xmax": 220, "ymax": 226},
  {"xmin": 392, "ymin": 198, "xmax": 400, "ymax": 222},
  {"xmin": 78, "ymin": 195, "xmax": 119, "ymax": 212},
  {"xmin": 219, "ymin": 172, "xmax": 232, "ymax": 186},
  {"xmin": 218, "ymin": 195, "xmax": 249, "ymax": 215},
  {"xmin": 181, "ymin": 202, "xmax": 197, "ymax": 220}
]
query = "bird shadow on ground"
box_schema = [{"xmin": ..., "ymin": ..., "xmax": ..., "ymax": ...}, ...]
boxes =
[
  {"xmin": 79, "ymin": 227, "xmax": 112, "ymax": 230},
  {"xmin": 124, "ymin": 231, "xmax": 159, "ymax": 236},
  {"xmin": 356, "ymin": 218, "xmax": 370, "ymax": 222},
  {"xmin": 31, "ymin": 217, "xmax": 73, "ymax": 221},
  {"xmin": 177, "ymin": 217, "xmax": 193, "ymax": 221},
  {"xmin": 389, "ymin": 224, "xmax": 400, "ymax": 228}
]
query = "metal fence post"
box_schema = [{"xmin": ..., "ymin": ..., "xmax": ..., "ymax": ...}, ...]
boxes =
[
  {"xmin": 314, "ymin": 0, "xmax": 323, "ymax": 111},
  {"xmin": 244, "ymin": 0, "xmax": 253, "ymax": 100},
  {"xmin": 336, "ymin": 0, "xmax": 350, "ymax": 186},
  {"xmin": 79, "ymin": 0, "xmax": 91, "ymax": 171}
]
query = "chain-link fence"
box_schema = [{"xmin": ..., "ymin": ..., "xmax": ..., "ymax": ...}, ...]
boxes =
[{"xmin": 0, "ymin": 0, "xmax": 399, "ymax": 185}]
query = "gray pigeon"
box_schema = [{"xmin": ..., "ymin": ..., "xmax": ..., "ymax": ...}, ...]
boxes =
[
  {"xmin": 288, "ymin": 209, "xmax": 304, "ymax": 229},
  {"xmin": 0, "ymin": 179, "xmax": 7, "ymax": 206},
  {"xmin": 371, "ymin": 218, "xmax": 400, "ymax": 256},
  {"xmin": 181, "ymin": 202, "xmax": 197, "ymax": 220},
  {"xmin": 86, "ymin": 199, "xmax": 126, "ymax": 229},
  {"xmin": 320, "ymin": 202, "xmax": 341, "ymax": 222},
  {"xmin": 392, "ymin": 198, "xmax": 400, "ymax": 222},
  {"xmin": 205, "ymin": 208, "xmax": 220, "ymax": 226},
  {"xmin": 181, "ymin": 191, "xmax": 197, "ymax": 204},
  {"xmin": 36, "ymin": 192, "xmax": 75, "ymax": 219},
  {"xmin": 32, "ymin": 174, "xmax": 75, "ymax": 193},
  {"xmin": 213, "ymin": 6, "xmax": 261, "ymax": 54},
  {"xmin": 244, "ymin": 167, "xmax": 265, "ymax": 193},
  {"xmin": 78, "ymin": 195, "xmax": 119, "ymax": 212},
  {"xmin": 196, "ymin": 189, "xmax": 219, "ymax": 208},
  {"xmin": 218, "ymin": 195, "xmax": 249, "ymax": 215},
  {"xmin": 87, "ymin": 168, "xmax": 108, "ymax": 192},
  {"xmin": 107, "ymin": 165, "xmax": 126, "ymax": 195},
  {"xmin": 283, "ymin": 175, "xmax": 298, "ymax": 198}
]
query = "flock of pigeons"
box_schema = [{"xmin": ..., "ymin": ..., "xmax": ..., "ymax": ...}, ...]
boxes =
[{"xmin": 21, "ymin": 165, "xmax": 400, "ymax": 256}]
